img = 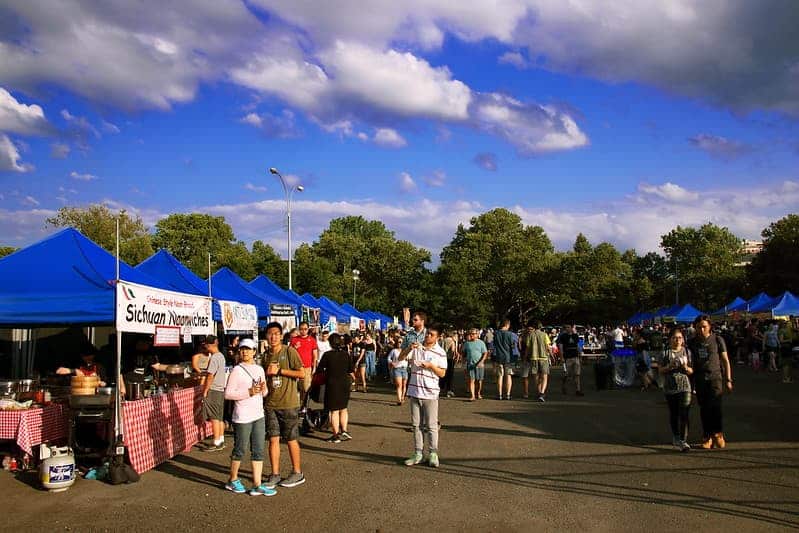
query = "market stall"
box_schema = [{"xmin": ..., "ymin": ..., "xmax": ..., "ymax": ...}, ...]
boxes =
[{"xmin": 0, "ymin": 403, "xmax": 68, "ymax": 460}]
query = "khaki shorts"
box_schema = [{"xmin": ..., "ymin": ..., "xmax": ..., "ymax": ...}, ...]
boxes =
[
  {"xmin": 496, "ymin": 362, "xmax": 514, "ymax": 377},
  {"xmin": 531, "ymin": 359, "xmax": 550, "ymax": 375},
  {"xmin": 301, "ymin": 367, "xmax": 312, "ymax": 393},
  {"xmin": 564, "ymin": 357, "xmax": 581, "ymax": 377}
]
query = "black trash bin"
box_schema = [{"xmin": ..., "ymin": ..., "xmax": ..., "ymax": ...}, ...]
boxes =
[{"xmin": 594, "ymin": 356, "xmax": 614, "ymax": 390}]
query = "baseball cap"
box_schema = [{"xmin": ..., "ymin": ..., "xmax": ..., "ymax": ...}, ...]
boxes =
[{"xmin": 239, "ymin": 338, "xmax": 257, "ymax": 350}]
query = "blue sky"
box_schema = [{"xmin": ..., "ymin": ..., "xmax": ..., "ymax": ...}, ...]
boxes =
[{"xmin": 1, "ymin": 1, "xmax": 798, "ymax": 262}]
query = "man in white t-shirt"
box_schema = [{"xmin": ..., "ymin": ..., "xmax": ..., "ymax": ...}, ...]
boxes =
[
  {"xmin": 316, "ymin": 330, "xmax": 331, "ymax": 357},
  {"xmin": 400, "ymin": 323, "xmax": 447, "ymax": 468}
]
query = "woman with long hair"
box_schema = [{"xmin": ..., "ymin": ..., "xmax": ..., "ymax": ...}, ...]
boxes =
[
  {"xmin": 387, "ymin": 338, "xmax": 407, "ymax": 405},
  {"xmin": 317, "ymin": 333, "xmax": 354, "ymax": 443},
  {"xmin": 659, "ymin": 327, "xmax": 693, "ymax": 451}
]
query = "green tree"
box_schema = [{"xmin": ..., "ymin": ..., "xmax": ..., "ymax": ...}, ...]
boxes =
[
  {"xmin": 292, "ymin": 244, "xmax": 342, "ymax": 301},
  {"xmin": 0, "ymin": 246, "xmax": 17, "ymax": 258},
  {"xmin": 45, "ymin": 204, "xmax": 153, "ymax": 264},
  {"xmin": 153, "ymin": 213, "xmax": 243, "ymax": 278},
  {"xmin": 660, "ymin": 223, "xmax": 743, "ymax": 311},
  {"xmin": 437, "ymin": 208, "xmax": 555, "ymax": 327},
  {"xmin": 251, "ymin": 240, "xmax": 287, "ymax": 287},
  {"xmin": 748, "ymin": 214, "xmax": 799, "ymax": 293}
]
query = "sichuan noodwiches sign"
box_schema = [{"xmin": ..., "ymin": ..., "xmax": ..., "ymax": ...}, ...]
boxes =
[{"xmin": 116, "ymin": 280, "xmax": 213, "ymax": 336}]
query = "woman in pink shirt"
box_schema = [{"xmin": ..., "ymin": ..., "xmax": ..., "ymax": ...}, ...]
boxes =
[{"xmin": 223, "ymin": 338, "xmax": 275, "ymax": 496}]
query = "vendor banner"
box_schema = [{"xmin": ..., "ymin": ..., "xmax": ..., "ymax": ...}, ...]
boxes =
[
  {"xmin": 301, "ymin": 305, "xmax": 320, "ymax": 327},
  {"xmin": 218, "ymin": 300, "xmax": 258, "ymax": 333},
  {"xmin": 116, "ymin": 281, "xmax": 212, "ymax": 336},
  {"xmin": 350, "ymin": 316, "xmax": 360, "ymax": 331},
  {"xmin": 269, "ymin": 303, "xmax": 296, "ymax": 332},
  {"xmin": 323, "ymin": 316, "xmax": 337, "ymax": 333}
]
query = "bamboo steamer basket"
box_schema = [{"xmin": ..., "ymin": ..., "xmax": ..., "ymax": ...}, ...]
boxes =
[{"xmin": 71, "ymin": 375, "xmax": 99, "ymax": 396}]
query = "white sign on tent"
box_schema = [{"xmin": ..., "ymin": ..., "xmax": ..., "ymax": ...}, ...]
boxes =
[
  {"xmin": 218, "ymin": 300, "xmax": 258, "ymax": 333},
  {"xmin": 116, "ymin": 280, "xmax": 213, "ymax": 336}
]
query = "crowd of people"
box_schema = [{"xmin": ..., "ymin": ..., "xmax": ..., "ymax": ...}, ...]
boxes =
[{"xmin": 193, "ymin": 310, "xmax": 796, "ymax": 494}]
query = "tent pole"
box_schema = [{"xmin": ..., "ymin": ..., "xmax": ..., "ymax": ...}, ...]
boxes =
[
  {"xmin": 114, "ymin": 217, "xmax": 122, "ymax": 442},
  {"xmin": 208, "ymin": 252, "xmax": 212, "ymax": 298}
]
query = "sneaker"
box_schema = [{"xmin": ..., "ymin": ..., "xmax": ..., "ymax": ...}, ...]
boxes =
[
  {"xmin": 680, "ymin": 440, "xmax": 691, "ymax": 452},
  {"xmin": 576, "ymin": 390, "xmax": 585, "ymax": 397},
  {"xmin": 404, "ymin": 452, "xmax": 424, "ymax": 466},
  {"xmin": 428, "ymin": 452, "xmax": 440, "ymax": 468},
  {"xmin": 249, "ymin": 483, "xmax": 277, "ymax": 496},
  {"xmin": 522, "ymin": 395, "xmax": 529, "ymax": 399},
  {"xmin": 263, "ymin": 474, "xmax": 281, "ymax": 489},
  {"xmin": 446, "ymin": 391, "xmax": 455, "ymax": 398},
  {"xmin": 537, "ymin": 395, "xmax": 545, "ymax": 403},
  {"xmin": 278, "ymin": 472, "xmax": 306, "ymax": 488},
  {"xmin": 506, "ymin": 395, "xmax": 512, "ymax": 400},
  {"xmin": 672, "ymin": 436, "xmax": 682, "ymax": 448},
  {"xmin": 204, "ymin": 443, "xmax": 225, "ymax": 452},
  {"xmin": 339, "ymin": 431, "xmax": 352, "ymax": 441},
  {"xmin": 699, "ymin": 437, "xmax": 713, "ymax": 450},
  {"xmin": 497, "ymin": 395, "xmax": 504, "ymax": 400},
  {"xmin": 224, "ymin": 479, "xmax": 246, "ymax": 494},
  {"xmin": 326, "ymin": 434, "xmax": 341, "ymax": 443},
  {"xmin": 712, "ymin": 433, "xmax": 726, "ymax": 449}
]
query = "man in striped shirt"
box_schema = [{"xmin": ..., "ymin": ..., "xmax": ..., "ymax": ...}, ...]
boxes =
[{"xmin": 401, "ymin": 323, "xmax": 447, "ymax": 468}]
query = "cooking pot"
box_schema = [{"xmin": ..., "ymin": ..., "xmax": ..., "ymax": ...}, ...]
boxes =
[
  {"xmin": 126, "ymin": 382, "xmax": 145, "ymax": 401},
  {"xmin": 15, "ymin": 379, "xmax": 36, "ymax": 393},
  {"xmin": 0, "ymin": 381, "xmax": 15, "ymax": 398},
  {"xmin": 165, "ymin": 365, "xmax": 184, "ymax": 375},
  {"xmin": 97, "ymin": 386, "xmax": 114, "ymax": 396}
]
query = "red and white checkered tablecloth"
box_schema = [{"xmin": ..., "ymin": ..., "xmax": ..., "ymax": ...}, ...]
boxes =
[
  {"xmin": 0, "ymin": 403, "xmax": 69, "ymax": 457},
  {"xmin": 122, "ymin": 386, "xmax": 211, "ymax": 474}
]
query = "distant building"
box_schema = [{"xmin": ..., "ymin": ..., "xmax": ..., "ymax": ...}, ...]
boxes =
[{"xmin": 736, "ymin": 239, "xmax": 763, "ymax": 266}]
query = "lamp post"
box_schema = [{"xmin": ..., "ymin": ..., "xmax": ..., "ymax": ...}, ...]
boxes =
[
  {"xmin": 352, "ymin": 269, "xmax": 360, "ymax": 307},
  {"xmin": 270, "ymin": 167, "xmax": 303, "ymax": 291}
]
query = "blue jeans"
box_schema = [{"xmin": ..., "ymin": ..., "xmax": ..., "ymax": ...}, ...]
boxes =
[
  {"xmin": 232, "ymin": 417, "xmax": 265, "ymax": 461},
  {"xmin": 365, "ymin": 351, "xmax": 376, "ymax": 378}
]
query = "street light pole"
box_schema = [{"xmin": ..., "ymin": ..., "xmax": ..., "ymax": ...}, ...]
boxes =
[
  {"xmin": 270, "ymin": 167, "xmax": 303, "ymax": 291},
  {"xmin": 352, "ymin": 269, "xmax": 360, "ymax": 307}
]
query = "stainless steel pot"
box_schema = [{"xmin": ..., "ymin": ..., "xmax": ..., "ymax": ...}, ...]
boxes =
[
  {"xmin": 97, "ymin": 386, "xmax": 114, "ymax": 396},
  {"xmin": 126, "ymin": 382, "xmax": 145, "ymax": 401},
  {"xmin": 15, "ymin": 379, "xmax": 36, "ymax": 393},
  {"xmin": 0, "ymin": 381, "xmax": 15, "ymax": 397},
  {"xmin": 165, "ymin": 364, "xmax": 184, "ymax": 375}
]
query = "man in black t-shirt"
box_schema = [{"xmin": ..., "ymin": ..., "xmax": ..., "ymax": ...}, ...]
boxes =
[{"xmin": 557, "ymin": 324, "xmax": 583, "ymax": 396}]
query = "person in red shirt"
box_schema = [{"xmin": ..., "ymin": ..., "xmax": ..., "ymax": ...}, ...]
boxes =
[{"xmin": 290, "ymin": 321, "xmax": 319, "ymax": 429}]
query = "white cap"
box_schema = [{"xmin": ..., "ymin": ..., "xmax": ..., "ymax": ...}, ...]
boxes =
[{"xmin": 239, "ymin": 338, "xmax": 257, "ymax": 349}]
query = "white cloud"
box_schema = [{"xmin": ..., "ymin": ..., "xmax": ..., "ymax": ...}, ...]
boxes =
[
  {"xmin": 320, "ymin": 41, "xmax": 472, "ymax": 121},
  {"xmin": 473, "ymin": 152, "xmax": 498, "ymax": 171},
  {"xmin": 230, "ymin": 55, "xmax": 331, "ymax": 110},
  {"xmin": 244, "ymin": 182, "xmax": 268, "ymax": 193},
  {"xmin": 498, "ymin": 51, "xmax": 530, "ymax": 69},
  {"xmin": 101, "ymin": 120, "xmax": 120, "ymax": 134},
  {"xmin": 0, "ymin": 134, "xmax": 33, "ymax": 172},
  {"xmin": 398, "ymin": 172, "xmax": 417, "ymax": 193},
  {"xmin": 637, "ymin": 182, "xmax": 699, "ymax": 203},
  {"xmin": 50, "ymin": 142, "xmax": 70, "ymax": 159},
  {"xmin": 70, "ymin": 171, "xmax": 97, "ymax": 181},
  {"xmin": 373, "ymin": 128, "xmax": 407, "ymax": 148},
  {"xmin": 239, "ymin": 109, "xmax": 300, "ymax": 138},
  {"xmin": 21, "ymin": 195, "xmax": 39, "ymax": 207},
  {"xmin": 0, "ymin": 87, "xmax": 51, "ymax": 135},
  {"xmin": 472, "ymin": 94, "xmax": 588, "ymax": 154},
  {"xmin": 423, "ymin": 170, "xmax": 446, "ymax": 187}
]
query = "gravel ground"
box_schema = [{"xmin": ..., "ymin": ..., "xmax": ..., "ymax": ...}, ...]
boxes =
[{"xmin": 2, "ymin": 363, "xmax": 798, "ymax": 532}]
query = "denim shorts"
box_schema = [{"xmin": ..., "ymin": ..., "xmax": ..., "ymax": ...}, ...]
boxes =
[
  {"xmin": 467, "ymin": 365, "xmax": 485, "ymax": 380},
  {"xmin": 266, "ymin": 408, "xmax": 299, "ymax": 441},
  {"xmin": 391, "ymin": 368, "xmax": 408, "ymax": 380},
  {"xmin": 231, "ymin": 417, "xmax": 265, "ymax": 461}
]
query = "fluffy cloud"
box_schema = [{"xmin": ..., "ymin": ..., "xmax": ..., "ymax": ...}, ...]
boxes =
[
  {"xmin": 50, "ymin": 142, "xmax": 70, "ymax": 159},
  {"xmin": 0, "ymin": 134, "xmax": 33, "ymax": 172},
  {"xmin": 398, "ymin": 172, "xmax": 417, "ymax": 193},
  {"xmin": 373, "ymin": 128, "xmax": 407, "ymax": 148},
  {"xmin": 244, "ymin": 182, "xmax": 268, "ymax": 193},
  {"xmin": 21, "ymin": 195, "xmax": 40, "ymax": 207},
  {"xmin": 498, "ymin": 51, "xmax": 531, "ymax": 69},
  {"xmin": 0, "ymin": 1, "xmax": 261, "ymax": 110},
  {"xmin": 0, "ymin": 87, "xmax": 51, "ymax": 135},
  {"xmin": 473, "ymin": 152, "xmax": 498, "ymax": 171},
  {"xmin": 239, "ymin": 109, "xmax": 301, "ymax": 139},
  {"xmin": 515, "ymin": 1, "xmax": 799, "ymax": 115},
  {"xmin": 637, "ymin": 182, "xmax": 699, "ymax": 203},
  {"xmin": 472, "ymin": 93, "xmax": 588, "ymax": 154},
  {"xmin": 423, "ymin": 170, "xmax": 446, "ymax": 187},
  {"xmin": 688, "ymin": 133, "xmax": 751, "ymax": 160}
]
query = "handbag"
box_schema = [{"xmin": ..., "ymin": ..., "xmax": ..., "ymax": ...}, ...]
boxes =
[{"xmin": 311, "ymin": 371, "xmax": 326, "ymax": 387}]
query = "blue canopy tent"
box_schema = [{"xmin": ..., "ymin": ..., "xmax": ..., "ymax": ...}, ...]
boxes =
[
  {"xmin": 210, "ymin": 268, "xmax": 281, "ymax": 320},
  {"xmin": 771, "ymin": 291, "xmax": 799, "ymax": 317},
  {"xmin": 340, "ymin": 302, "xmax": 367, "ymax": 320},
  {"xmin": 0, "ymin": 228, "xmax": 176, "ymax": 325},
  {"xmin": 627, "ymin": 312, "xmax": 644, "ymax": 325},
  {"xmin": 318, "ymin": 296, "xmax": 353, "ymax": 323},
  {"xmin": 136, "ymin": 249, "xmax": 245, "ymax": 322},
  {"xmin": 663, "ymin": 304, "xmax": 704, "ymax": 323},
  {"xmin": 248, "ymin": 275, "xmax": 303, "ymax": 314},
  {"xmin": 652, "ymin": 305, "xmax": 680, "ymax": 320},
  {"xmin": 301, "ymin": 293, "xmax": 342, "ymax": 325},
  {"xmin": 747, "ymin": 292, "xmax": 779, "ymax": 314},
  {"xmin": 710, "ymin": 297, "xmax": 747, "ymax": 317}
]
